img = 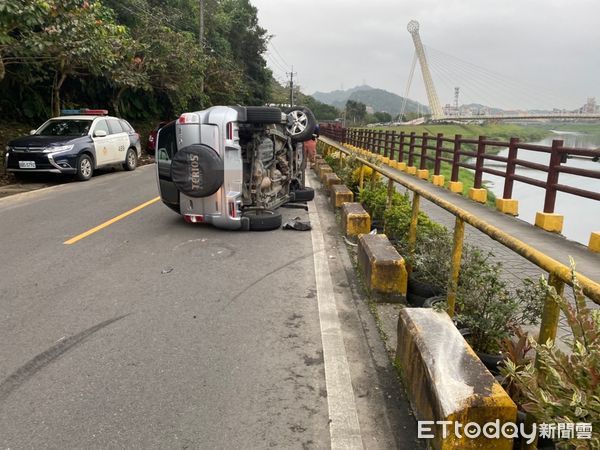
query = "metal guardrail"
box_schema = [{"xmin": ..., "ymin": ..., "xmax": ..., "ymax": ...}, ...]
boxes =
[
  {"xmin": 317, "ymin": 134, "xmax": 600, "ymax": 348},
  {"xmin": 321, "ymin": 125, "xmax": 600, "ymax": 215}
]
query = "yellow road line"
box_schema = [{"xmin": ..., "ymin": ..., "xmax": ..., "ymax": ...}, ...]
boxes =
[{"xmin": 64, "ymin": 197, "xmax": 161, "ymax": 245}]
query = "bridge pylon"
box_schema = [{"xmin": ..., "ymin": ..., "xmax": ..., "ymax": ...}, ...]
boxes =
[{"xmin": 407, "ymin": 20, "xmax": 444, "ymax": 120}]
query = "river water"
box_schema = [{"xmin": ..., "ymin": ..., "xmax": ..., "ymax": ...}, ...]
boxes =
[{"xmin": 481, "ymin": 131, "xmax": 600, "ymax": 245}]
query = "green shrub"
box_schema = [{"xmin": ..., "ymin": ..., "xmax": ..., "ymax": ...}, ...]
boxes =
[{"xmin": 501, "ymin": 269, "xmax": 600, "ymax": 449}]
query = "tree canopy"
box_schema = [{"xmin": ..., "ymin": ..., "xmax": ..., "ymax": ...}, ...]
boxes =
[{"xmin": 0, "ymin": 0, "xmax": 273, "ymax": 122}]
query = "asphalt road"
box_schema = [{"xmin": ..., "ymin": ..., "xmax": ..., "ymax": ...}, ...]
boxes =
[{"xmin": 0, "ymin": 165, "xmax": 419, "ymax": 449}]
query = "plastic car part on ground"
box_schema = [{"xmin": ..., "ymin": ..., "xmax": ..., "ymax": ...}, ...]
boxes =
[{"xmin": 282, "ymin": 216, "xmax": 312, "ymax": 231}]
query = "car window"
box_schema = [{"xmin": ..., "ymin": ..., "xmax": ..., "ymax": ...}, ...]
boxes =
[
  {"xmin": 156, "ymin": 122, "xmax": 176, "ymax": 161},
  {"xmin": 37, "ymin": 119, "xmax": 93, "ymax": 136},
  {"xmin": 120, "ymin": 120, "xmax": 133, "ymax": 132},
  {"xmin": 107, "ymin": 119, "xmax": 124, "ymax": 134},
  {"xmin": 93, "ymin": 119, "xmax": 110, "ymax": 136}
]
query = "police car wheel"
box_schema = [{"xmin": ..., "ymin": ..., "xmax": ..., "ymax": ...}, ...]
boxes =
[
  {"xmin": 76, "ymin": 154, "xmax": 93, "ymax": 181},
  {"xmin": 124, "ymin": 148, "xmax": 137, "ymax": 171}
]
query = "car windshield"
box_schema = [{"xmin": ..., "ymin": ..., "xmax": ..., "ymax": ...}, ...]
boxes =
[{"xmin": 36, "ymin": 119, "xmax": 93, "ymax": 136}]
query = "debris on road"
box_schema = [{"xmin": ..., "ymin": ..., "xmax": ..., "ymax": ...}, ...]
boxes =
[{"xmin": 282, "ymin": 217, "xmax": 312, "ymax": 231}]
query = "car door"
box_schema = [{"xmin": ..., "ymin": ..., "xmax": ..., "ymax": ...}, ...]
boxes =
[
  {"xmin": 91, "ymin": 119, "xmax": 113, "ymax": 166},
  {"xmin": 107, "ymin": 118, "xmax": 129, "ymax": 163}
]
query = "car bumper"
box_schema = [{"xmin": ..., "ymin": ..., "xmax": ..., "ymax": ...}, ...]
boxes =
[{"xmin": 6, "ymin": 152, "xmax": 78, "ymax": 174}]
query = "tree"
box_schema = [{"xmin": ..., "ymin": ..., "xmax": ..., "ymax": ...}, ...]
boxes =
[
  {"xmin": 22, "ymin": 1, "xmax": 131, "ymax": 116},
  {"xmin": 346, "ymin": 100, "xmax": 367, "ymax": 124},
  {"xmin": 374, "ymin": 111, "xmax": 392, "ymax": 123}
]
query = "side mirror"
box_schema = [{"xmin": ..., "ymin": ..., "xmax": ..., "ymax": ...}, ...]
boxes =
[
  {"xmin": 94, "ymin": 130, "xmax": 107, "ymax": 138},
  {"xmin": 30, "ymin": 130, "xmax": 36, "ymax": 135}
]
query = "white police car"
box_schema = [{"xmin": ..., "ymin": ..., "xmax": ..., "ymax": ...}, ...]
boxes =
[{"xmin": 5, "ymin": 109, "xmax": 141, "ymax": 181}]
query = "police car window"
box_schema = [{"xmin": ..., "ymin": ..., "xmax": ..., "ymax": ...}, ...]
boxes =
[
  {"xmin": 156, "ymin": 122, "xmax": 176, "ymax": 161},
  {"xmin": 94, "ymin": 120, "xmax": 109, "ymax": 135},
  {"xmin": 107, "ymin": 119, "xmax": 124, "ymax": 134},
  {"xmin": 37, "ymin": 119, "xmax": 93, "ymax": 136},
  {"xmin": 120, "ymin": 120, "xmax": 133, "ymax": 132}
]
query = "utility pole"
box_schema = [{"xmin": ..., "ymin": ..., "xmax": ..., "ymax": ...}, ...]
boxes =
[
  {"xmin": 286, "ymin": 66, "xmax": 297, "ymax": 107},
  {"xmin": 199, "ymin": 0, "xmax": 205, "ymax": 100}
]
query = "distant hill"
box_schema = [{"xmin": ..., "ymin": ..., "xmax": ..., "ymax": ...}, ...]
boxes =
[{"xmin": 312, "ymin": 85, "xmax": 429, "ymax": 117}]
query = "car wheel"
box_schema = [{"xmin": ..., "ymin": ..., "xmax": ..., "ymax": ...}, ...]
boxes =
[
  {"xmin": 244, "ymin": 209, "xmax": 282, "ymax": 231},
  {"xmin": 286, "ymin": 107, "xmax": 316, "ymax": 142},
  {"xmin": 76, "ymin": 154, "xmax": 93, "ymax": 181},
  {"xmin": 124, "ymin": 148, "xmax": 137, "ymax": 171},
  {"xmin": 245, "ymin": 106, "xmax": 284, "ymax": 124},
  {"xmin": 291, "ymin": 187, "xmax": 315, "ymax": 202}
]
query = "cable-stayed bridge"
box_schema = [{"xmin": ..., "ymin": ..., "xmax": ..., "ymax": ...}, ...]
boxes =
[{"xmin": 403, "ymin": 20, "xmax": 600, "ymax": 122}]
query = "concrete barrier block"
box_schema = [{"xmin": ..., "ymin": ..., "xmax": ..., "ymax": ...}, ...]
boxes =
[
  {"xmin": 323, "ymin": 173, "xmax": 342, "ymax": 190},
  {"xmin": 357, "ymin": 234, "xmax": 407, "ymax": 298},
  {"xmin": 406, "ymin": 166, "xmax": 417, "ymax": 175},
  {"xmin": 318, "ymin": 164, "xmax": 332, "ymax": 180},
  {"xmin": 432, "ymin": 174, "xmax": 445, "ymax": 187},
  {"xmin": 331, "ymin": 184, "xmax": 354, "ymax": 209},
  {"xmin": 397, "ymin": 162, "xmax": 407, "ymax": 171},
  {"xmin": 342, "ymin": 202, "xmax": 371, "ymax": 237},
  {"xmin": 448, "ymin": 181, "xmax": 463, "ymax": 194},
  {"xmin": 535, "ymin": 212, "xmax": 564, "ymax": 233},
  {"xmin": 417, "ymin": 169, "xmax": 429, "ymax": 180},
  {"xmin": 468, "ymin": 188, "xmax": 488, "ymax": 204},
  {"xmin": 589, "ymin": 232, "xmax": 600, "ymax": 253},
  {"xmin": 495, "ymin": 198, "xmax": 519, "ymax": 216},
  {"xmin": 396, "ymin": 308, "xmax": 517, "ymax": 449}
]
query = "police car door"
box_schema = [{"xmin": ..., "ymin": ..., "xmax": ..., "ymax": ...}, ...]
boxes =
[
  {"xmin": 107, "ymin": 118, "xmax": 129, "ymax": 162},
  {"xmin": 91, "ymin": 119, "xmax": 113, "ymax": 166}
]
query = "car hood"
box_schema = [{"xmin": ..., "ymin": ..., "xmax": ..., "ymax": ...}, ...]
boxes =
[{"xmin": 8, "ymin": 135, "xmax": 83, "ymax": 147}]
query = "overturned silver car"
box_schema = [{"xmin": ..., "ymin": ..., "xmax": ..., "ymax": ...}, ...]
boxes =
[{"xmin": 155, "ymin": 106, "xmax": 316, "ymax": 230}]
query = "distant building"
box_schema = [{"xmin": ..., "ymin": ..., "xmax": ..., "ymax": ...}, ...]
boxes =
[
  {"xmin": 580, "ymin": 98, "xmax": 599, "ymax": 114},
  {"xmin": 366, "ymin": 106, "xmax": 375, "ymax": 114}
]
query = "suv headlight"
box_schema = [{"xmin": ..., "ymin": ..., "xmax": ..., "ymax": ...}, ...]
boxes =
[{"xmin": 44, "ymin": 144, "xmax": 74, "ymax": 154}]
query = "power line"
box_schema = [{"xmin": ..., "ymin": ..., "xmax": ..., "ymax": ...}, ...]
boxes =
[{"xmin": 269, "ymin": 41, "xmax": 290, "ymax": 68}]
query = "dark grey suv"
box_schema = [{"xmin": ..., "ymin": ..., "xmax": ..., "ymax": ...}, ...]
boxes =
[{"xmin": 155, "ymin": 105, "xmax": 316, "ymax": 230}]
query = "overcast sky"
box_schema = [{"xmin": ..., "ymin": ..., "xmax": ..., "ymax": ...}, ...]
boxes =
[{"xmin": 252, "ymin": 0, "xmax": 599, "ymax": 110}]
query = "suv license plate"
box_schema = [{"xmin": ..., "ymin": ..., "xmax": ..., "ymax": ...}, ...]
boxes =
[{"xmin": 19, "ymin": 161, "xmax": 36, "ymax": 169}]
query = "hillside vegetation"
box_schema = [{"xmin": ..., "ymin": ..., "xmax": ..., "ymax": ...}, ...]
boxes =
[{"xmin": 0, "ymin": 0, "xmax": 272, "ymax": 124}]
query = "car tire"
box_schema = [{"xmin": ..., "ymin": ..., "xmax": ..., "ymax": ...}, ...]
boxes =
[
  {"xmin": 244, "ymin": 209, "xmax": 282, "ymax": 231},
  {"xmin": 291, "ymin": 187, "xmax": 315, "ymax": 202},
  {"xmin": 245, "ymin": 106, "xmax": 284, "ymax": 124},
  {"xmin": 75, "ymin": 154, "xmax": 93, "ymax": 181},
  {"xmin": 286, "ymin": 107, "xmax": 317, "ymax": 142},
  {"xmin": 123, "ymin": 148, "xmax": 137, "ymax": 171},
  {"xmin": 170, "ymin": 144, "xmax": 224, "ymax": 198}
]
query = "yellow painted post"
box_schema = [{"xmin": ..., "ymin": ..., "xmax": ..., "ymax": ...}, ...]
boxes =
[
  {"xmin": 446, "ymin": 216, "xmax": 465, "ymax": 317},
  {"xmin": 386, "ymin": 178, "xmax": 395, "ymax": 209},
  {"xmin": 339, "ymin": 149, "xmax": 344, "ymax": 169},
  {"xmin": 370, "ymin": 168, "xmax": 377, "ymax": 189},
  {"xmin": 359, "ymin": 165, "xmax": 365, "ymax": 190},
  {"xmin": 407, "ymin": 193, "xmax": 420, "ymax": 273},
  {"xmin": 537, "ymin": 272, "xmax": 565, "ymax": 347}
]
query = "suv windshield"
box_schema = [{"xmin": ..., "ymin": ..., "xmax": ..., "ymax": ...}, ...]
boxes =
[{"xmin": 37, "ymin": 119, "xmax": 93, "ymax": 137}]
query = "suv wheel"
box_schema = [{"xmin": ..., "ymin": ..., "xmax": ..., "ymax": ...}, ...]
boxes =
[
  {"xmin": 76, "ymin": 154, "xmax": 93, "ymax": 181},
  {"xmin": 243, "ymin": 209, "xmax": 282, "ymax": 231},
  {"xmin": 245, "ymin": 106, "xmax": 284, "ymax": 124},
  {"xmin": 124, "ymin": 148, "xmax": 137, "ymax": 171},
  {"xmin": 170, "ymin": 144, "xmax": 224, "ymax": 198},
  {"xmin": 286, "ymin": 107, "xmax": 317, "ymax": 142}
]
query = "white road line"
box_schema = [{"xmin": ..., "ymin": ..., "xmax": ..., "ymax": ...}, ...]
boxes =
[{"xmin": 306, "ymin": 177, "xmax": 364, "ymax": 449}]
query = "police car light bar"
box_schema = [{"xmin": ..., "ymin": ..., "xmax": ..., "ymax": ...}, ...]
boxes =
[{"xmin": 61, "ymin": 109, "xmax": 109, "ymax": 116}]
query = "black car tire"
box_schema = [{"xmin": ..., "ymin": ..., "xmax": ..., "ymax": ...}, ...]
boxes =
[
  {"xmin": 75, "ymin": 154, "xmax": 93, "ymax": 181},
  {"xmin": 170, "ymin": 144, "xmax": 224, "ymax": 198},
  {"xmin": 123, "ymin": 148, "xmax": 137, "ymax": 171},
  {"xmin": 286, "ymin": 107, "xmax": 317, "ymax": 142},
  {"xmin": 245, "ymin": 106, "xmax": 284, "ymax": 124},
  {"xmin": 291, "ymin": 187, "xmax": 315, "ymax": 202},
  {"xmin": 244, "ymin": 209, "xmax": 282, "ymax": 231}
]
